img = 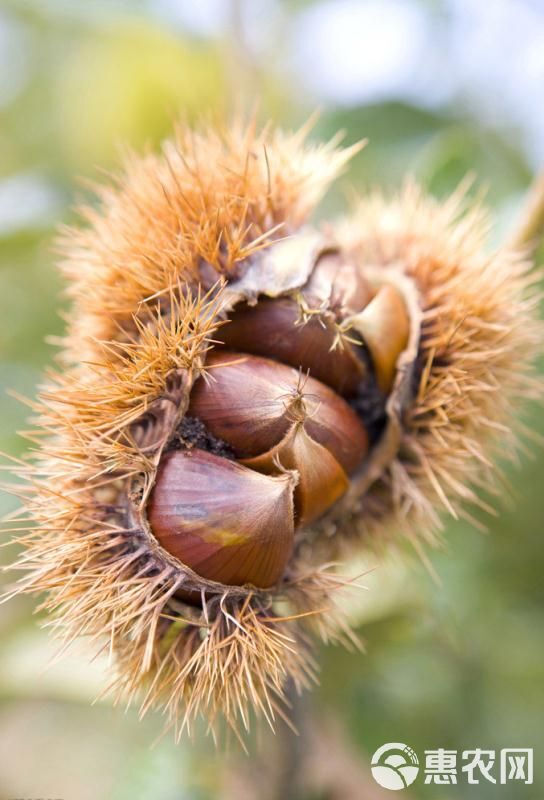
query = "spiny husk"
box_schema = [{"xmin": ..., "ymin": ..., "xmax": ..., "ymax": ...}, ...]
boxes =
[
  {"xmin": 324, "ymin": 182, "xmax": 543, "ymax": 555},
  {"xmin": 4, "ymin": 121, "xmax": 364, "ymax": 739},
  {"xmin": 3, "ymin": 121, "xmax": 542, "ymax": 741},
  {"xmin": 59, "ymin": 119, "xmax": 362, "ymax": 363}
]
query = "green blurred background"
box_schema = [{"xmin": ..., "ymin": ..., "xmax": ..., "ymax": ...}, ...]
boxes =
[{"xmin": 0, "ymin": 1, "xmax": 542, "ymax": 798}]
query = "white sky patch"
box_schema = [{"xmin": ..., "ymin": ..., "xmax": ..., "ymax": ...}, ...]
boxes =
[
  {"xmin": 446, "ymin": 0, "xmax": 544, "ymax": 165},
  {"xmin": 289, "ymin": 0, "xmax": 431, "ymax": 106},
  {"xmin": 0, "ymin": 174, "xmax": 63, "ymax": 236},
  {"xmin": 151, "ymin": 0, "xmax": 281, "ymax": 54},
  {"xmin": 151, "ymin": 0, "xmax": 229, "ymax": 36}
]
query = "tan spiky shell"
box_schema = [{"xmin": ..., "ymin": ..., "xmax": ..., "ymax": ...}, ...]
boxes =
[
  {"xmin": 328, "ymin": 184, "xmax": 543, "ymax": 555},
  {"xmin": 4, "ymin": 120, "xmax": 542, "ymax": 740}
]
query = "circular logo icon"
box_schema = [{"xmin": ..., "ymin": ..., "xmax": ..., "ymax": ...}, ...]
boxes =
[{"xmin": 371, "ymin": 742, "xmax": 420, "ymax": 791}]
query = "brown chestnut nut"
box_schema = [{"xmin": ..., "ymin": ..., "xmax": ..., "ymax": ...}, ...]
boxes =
[
  {"xmin": 188, "ymin": 350, "xmax": 369, "ymax": 471},
  {"xmin": 216, "ymin": 297, "xmax": 368, "ymax": 396},
  {"xmin": 148, "ymin": 449, "xmax": 295, "ymax": 588}
]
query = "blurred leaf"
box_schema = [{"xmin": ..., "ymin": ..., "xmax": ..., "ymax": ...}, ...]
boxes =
[{"xmin": 56, "ymin": 21, "xmax": 226, "ymax": 170}]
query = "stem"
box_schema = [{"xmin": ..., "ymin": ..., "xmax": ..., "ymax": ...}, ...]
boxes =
[
  {"xmin": 507, "ymin": 172, "xmax": 544, "ymax": 255},
  {"xmin": 222, "ymin": 690, "xmax": 415, "ymax": 799},
  {"xmin": 273, "ymin": 680, "xmax": 308, "ymax": 800},
  {"xmin": 221, "ymin": 682, "xmax": 309, "ymax": 800},
  {"xmin": 225, "ymin": 0, "xmax": 261, "ymax": 102}
]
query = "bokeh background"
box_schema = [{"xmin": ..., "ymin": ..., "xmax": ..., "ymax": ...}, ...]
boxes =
[{"xmin": 0, "ymin": 1, "xmax": 543, "ymax": 798}]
